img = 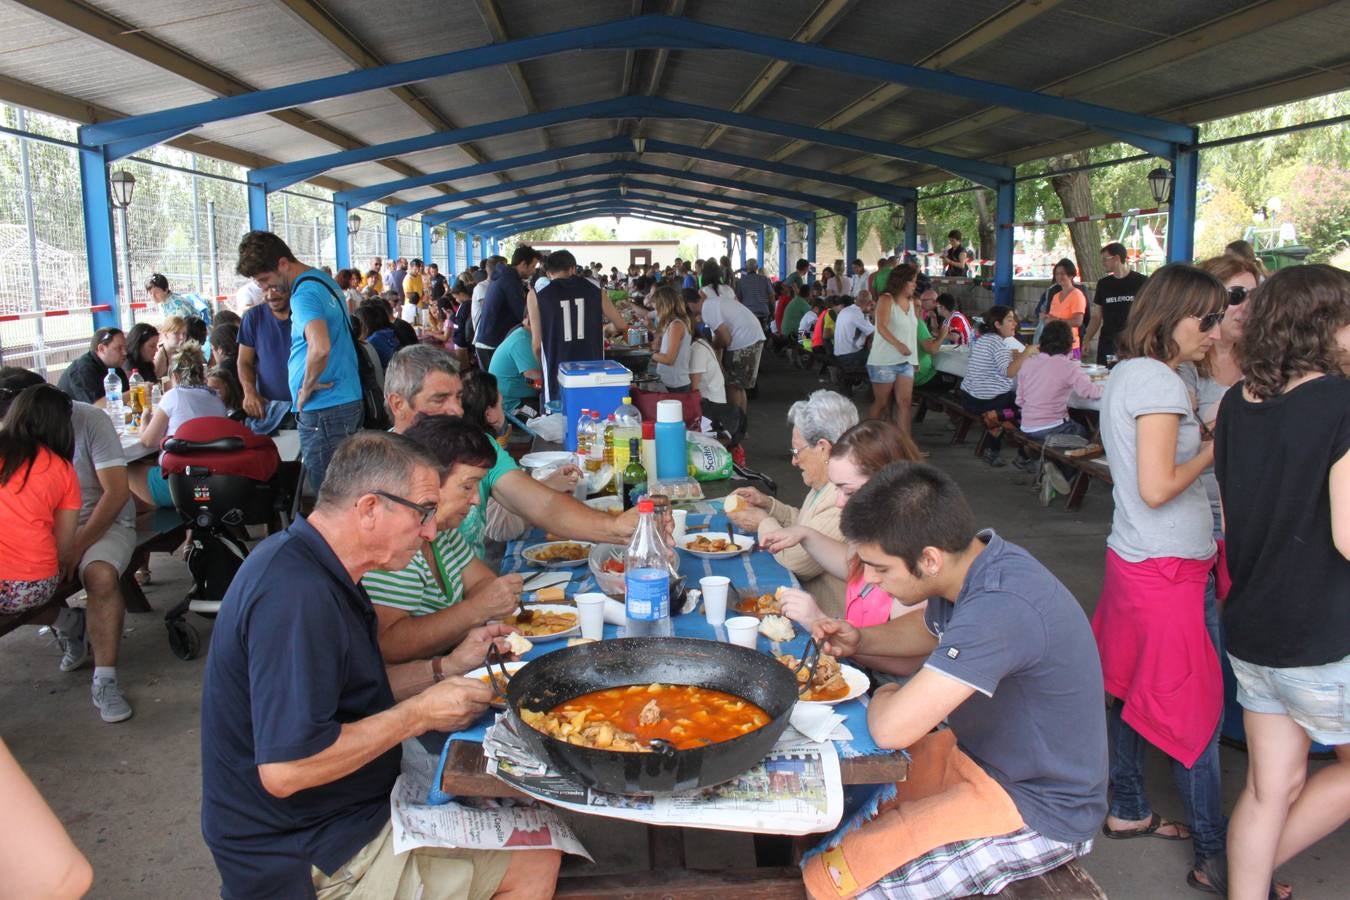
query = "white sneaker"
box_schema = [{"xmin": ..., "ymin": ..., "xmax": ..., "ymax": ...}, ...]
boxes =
[
  {"xmin": 1047, "ymin": 464, "xmax": 1073, "ymax": 496},
  {"xmin": 92, "ymin": 678, "xmax": 133, "ymax": 723}
]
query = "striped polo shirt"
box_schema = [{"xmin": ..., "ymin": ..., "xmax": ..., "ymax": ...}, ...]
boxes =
[
  {"xmin": 362, "ymin": 528, "xmax": 473, "ymax": 616},
  {"xmin": 961, "ymin": 334, "xmax": 1015, "ymax": 400}
]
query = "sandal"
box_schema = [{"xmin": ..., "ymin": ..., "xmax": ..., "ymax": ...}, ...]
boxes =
[
  {"xmin": 134, "ymin": 567, "xmax": 152, "ymax": 586},
  {"xmin": 1101, "ymin": 812, "xmax": 1190, "ymax": 841},
  {"xmin": 1187, "ymin": 856, "xmax": 1292, "ymax": 899}
]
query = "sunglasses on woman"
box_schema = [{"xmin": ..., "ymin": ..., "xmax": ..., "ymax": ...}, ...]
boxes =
[
  {"xmin": 1227, "ymin": 285, "xmax": 1249, "ymax": 306},
  {"xmin": 1190, "ymin": 310, "xmax": 1226, "ymax": 332}
]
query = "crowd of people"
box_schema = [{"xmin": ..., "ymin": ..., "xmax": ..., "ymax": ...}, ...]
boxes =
[{"xmin": 0, "ymin": 221, "xmax": 1345, "ymax": 900}]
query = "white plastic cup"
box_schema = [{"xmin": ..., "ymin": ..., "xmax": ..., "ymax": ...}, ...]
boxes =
[
  {"xmin": 574, "ymin": 593, "xmax": 608, "ymax": 641},
  {"xmin": 725, "ymin": 616, "xmax": 760, "ymax": 649},
  {"xmin": 700, "ymin": 576, "xmax": 731, "ymax": 625},
  {"xmin": 671, "ymin": 508, "xmax": 688, "ymax": 544}
]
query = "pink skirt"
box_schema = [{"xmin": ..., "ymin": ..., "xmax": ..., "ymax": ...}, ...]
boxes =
[{"xmin": 1091, "ymin": 550, "xmax": 1221, "ymax": 767}]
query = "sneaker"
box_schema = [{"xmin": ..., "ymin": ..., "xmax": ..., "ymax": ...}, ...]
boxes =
[
  {"xmin": 1012, "ymin": 456, "xmax": 1037, "ymax": 473},
  {"xmin": 1047, "ymin": 464, "xmax": 1073, "ymax": 495},
  {"xmin": 983, "ymin": 450, "xmax": 1007, "ymax": 468},
  {"xmin": 54, "ymin": 608, "xmax": 89, "ymax": 673},
  {"xmin": 92, "ymin": 678, "xmax": 133, "ymax": 723}
]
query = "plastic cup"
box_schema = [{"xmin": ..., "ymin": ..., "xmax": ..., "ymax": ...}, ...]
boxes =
[
  {"xmin": 724, "ymin": 616, "xmax": 760, "ymax": 649},
  {"xmin": 671, "ymin": 508, "xmax": 688, "ymax": 544},
  {"xmin": 574, "ymin": 593, "xmax": 608, "ymax": 641},
  {"xmin": 700, "ymin": 576, "xmax": 730, "ymax": 625}
]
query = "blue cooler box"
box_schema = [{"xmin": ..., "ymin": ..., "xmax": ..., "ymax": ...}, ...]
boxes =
[{"xmin": 559, "ymin": 360, "xmax": 633, "ymax": 451}]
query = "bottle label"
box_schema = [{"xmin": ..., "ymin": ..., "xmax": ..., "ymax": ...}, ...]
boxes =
[{"xmin": 625, "ymin": 568, "xmax": 669, "ymax": 621}]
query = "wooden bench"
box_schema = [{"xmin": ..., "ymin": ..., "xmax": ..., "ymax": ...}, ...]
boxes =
[{"xmin": 553, "ymin": 858, "xmax": 1104, "ymax": 899}]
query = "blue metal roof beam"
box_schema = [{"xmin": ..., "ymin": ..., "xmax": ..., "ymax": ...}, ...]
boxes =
[
  {"xmin": 390, "ymin": 160, "xmax": 853, "ymax": 219},
  {"xmin": 465, "ymin": 191, "xmax": 780, "ymax": 232},
  {"xmin": 490, "ymin": 210, "xmax": 760, "ymax": 240},
  {"xmin": 335, "ymin": 137, "xmax": 914, "ymax": 210},
  {"xmin": 248, "ymin": 96, "xmax": 1007, "ymax": 193},
  {"xmin": 81, "ymin": 15, "xmax": 1189, "ymax": 162},
  {"xmin": 335, "ymin": 138, "xmax": 631, "ymax": 208},
  {"xmin": 491, "ymin": 207, "xmax": 754, "ymax": 240},
  {"xmin": 480, "ymin": 198, "xmax": 775, "ymax": 236},
  {"xmin": 425, "ymin": 178, "xmax": 806, "ymax": 228},
  {"xmin": 445, "ymin": 189, "xmax": 782, "ymax": 233}
]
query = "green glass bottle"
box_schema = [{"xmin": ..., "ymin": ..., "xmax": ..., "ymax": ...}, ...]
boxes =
[{"xmin": 622, "ymin": 438, "xmax": 647, "ymax": 511}]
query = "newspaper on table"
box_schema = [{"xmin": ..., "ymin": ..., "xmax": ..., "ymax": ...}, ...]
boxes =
[
  {"xmin": 389, "ymin": 739, "xmax": 592, "ymax": 860},
  {"xmin": 482, "ymin": 713, "xmax": 844, "ymax": 836}
]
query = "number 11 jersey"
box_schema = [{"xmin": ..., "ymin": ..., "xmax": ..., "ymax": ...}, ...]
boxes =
[{"xmin": 536, "ymin": 274, "xmax": 605, "ymax": 403}]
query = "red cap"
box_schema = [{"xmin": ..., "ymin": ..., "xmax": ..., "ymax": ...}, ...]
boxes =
[
  {"xmin": 642, "ymin": 421, "xmax": 655, "ymax": 439},
  {"xmin": 637, "ymin": 498, "xmax": 654, "ymax": 513}
]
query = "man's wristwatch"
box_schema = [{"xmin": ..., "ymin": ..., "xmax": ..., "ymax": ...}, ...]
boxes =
[{"xmin": 430, "ymin": 656, "xmax": 446, "ymax": 683}]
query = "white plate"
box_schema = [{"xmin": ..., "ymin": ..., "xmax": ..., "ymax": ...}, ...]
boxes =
[
  {"xmin": 504, "ymin": 603, "xmax": 581, "ymax": 642},
  {"xmin": 798, "ymin": 664, "xmax": 869, "ymax": 705},
  {"xmin": 522, "ymin": 541, "xmax": 594, "ymax": 568},
  {"xmin": 464, "ymin": 661, "xmax": 528, "ymax": 708},
  {"xmin": 520, "ymin": 450, "xmax": 577, "ymax": 470},
  {"xmin": 679, "ymin": 533, "xmax": 755, "ymax": 558}
]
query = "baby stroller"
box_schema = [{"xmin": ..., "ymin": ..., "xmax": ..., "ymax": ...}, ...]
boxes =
[{"xmin": 159, "ymin": 416, "xmax": 286, "ymax": 659}]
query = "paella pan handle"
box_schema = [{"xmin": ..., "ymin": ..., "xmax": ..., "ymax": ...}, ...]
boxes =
[
  {"xmin": 646, "ymin": 738, "xmax": 679, "ymax": 759},
  {"xmin": 793, "ymin": 637, "xmax": 822, "ymax": 698},
  {"xmin": 483, "ymin": 642, "xmax": 511, "ymax": 702}
]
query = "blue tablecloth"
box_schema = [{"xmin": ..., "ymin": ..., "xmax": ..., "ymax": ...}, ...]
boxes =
[{"xmin": 502, "ymin": 505, "xmax": 795, "ymax": 598}]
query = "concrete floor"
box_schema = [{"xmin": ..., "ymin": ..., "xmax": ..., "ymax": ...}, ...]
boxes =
[{"xmin": 2, "ymin": 350, "xmax": 1346, "ymax": 898}]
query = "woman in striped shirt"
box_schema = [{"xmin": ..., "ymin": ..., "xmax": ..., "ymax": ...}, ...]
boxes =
[
  {"xmin": 959, "ymin": 306, "xmax": 1039, "ymax": 467},
  {"xmin": 363, "ymin": 416, "xmax": 525, "ymax": 663}
]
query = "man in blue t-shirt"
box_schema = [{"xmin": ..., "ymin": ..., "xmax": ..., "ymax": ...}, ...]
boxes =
[
  {"xmin": 237, "ymin": 285, "xmax": 292, "ymax": 415},
  {"xmin": 806, "ymin": 463, "xmax": 1107, "ymax": 898},
  {"xmin": 235, "ymin": 230, "xmax": 362, "ymax": 489},
  {"xmin": 200, "ymin": 432, "xmax": 559, "ymax": 899}
]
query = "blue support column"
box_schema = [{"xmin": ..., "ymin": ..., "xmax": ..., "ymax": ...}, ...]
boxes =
[
  {"xmin": 466, "ymin": 233, "xmax": 477, "ymax": 268},
  {"xmin": 777, "ymin": 224, "xmax": 788, "ymax": 279},
  {"xmin": 994, "ymin": 181, "xmax": 1015, "ymax": 307},
  {"xmin": 444, "ymin": 231, "xmax": 454, "ymax": 280},
  {"xmin": 756, "ymin": 227, "xmax": 766, "ymax": 268},
  {"xmin": 77, "ymin": 144, "xmax": 120, "ymax": 330},
  {"xmin": 903, "ymin": 200, "xmax": 918, "ymax": 254},
  {"xmin": 1166, "ymin": 149, "xmax": 1198, "ymax": 263},
  {"xmin": 806, "ymin": 218, "xmax": 817, "ymax": 285},
  {"xmin": 738, "ymin": 231, "xmax": 748, "ymax": 270},
  {"xmin": 421, "ymin": 220, "xmax": 432, "ymax": 266},
  {"xmin": 334, "ymin": 202, "xmax": 351, "ymax": 270},
  {"xmin": 385, "ymin": 210, "xmax": 399, "ymax": 261},
  {"xmin": 845, "ymin": 211, "xmax": 858, "ymax": 267},
  {"xmin": 247, "ymin": 180, "xmax": 269, "ymax": 232}
]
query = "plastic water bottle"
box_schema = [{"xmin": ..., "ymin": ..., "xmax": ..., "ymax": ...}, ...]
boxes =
[
  {"xmin": 612, "ymin": 396, "xmax": 642, "ymax": 470},
  {"xmin": 575, "ymin": 408, "xmax": 594, "ymax": 458},
  {"xmin": 624, "ymin": 498, "xmax": 672, "ymax": 638},
  {"xmin": 103, "ymin": 369, "xmax": 125, "ymax": 434},
  {"xmin": 601, "ymin": 415, "xmax": 617, "ymax": 496}
]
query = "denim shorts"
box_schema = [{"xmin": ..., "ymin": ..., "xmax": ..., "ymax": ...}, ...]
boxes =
[
  {"xmin": 867, "ymin": 361, "xmax": 914, "ymax": 384},
  {"xmin": 1229, "ymin": 652, "xmax": 1350, "ymax": 745}
]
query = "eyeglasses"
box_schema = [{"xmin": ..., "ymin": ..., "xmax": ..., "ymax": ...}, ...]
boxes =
[
  {"xmin": 790, "ymin": 442, "xmax": 822, "ymax": 459},
  {"xmin": 1191, "ymin": 310, "xmax": 1226, "ymax": 332},
  {"xmin": 369, "ymin": 490, "xmax": 438, "ymax": 525},
  {"xmin": 1227, "ymin": 285, "xmax": 1249, "ymax": 306}
]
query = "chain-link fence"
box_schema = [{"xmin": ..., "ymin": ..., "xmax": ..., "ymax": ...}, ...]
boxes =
[{"xmin": 0, "ymin": 104, "xmax": 360, "ymax": 378}]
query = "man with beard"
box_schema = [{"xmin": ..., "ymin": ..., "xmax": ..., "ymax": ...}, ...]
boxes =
[{"xmin": 235, "ymin": 230, "xmax": 361, "ymax": 489}]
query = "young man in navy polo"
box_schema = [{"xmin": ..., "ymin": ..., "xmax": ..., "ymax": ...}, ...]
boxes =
[{"xmin": 804, "ymin": 463, "xmax": 1107, "ymax": 899}]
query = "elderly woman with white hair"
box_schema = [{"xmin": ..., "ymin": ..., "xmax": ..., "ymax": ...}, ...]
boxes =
[{"xmin": 726, "ymin": 389, "xmax": 858, "ymax": 615}]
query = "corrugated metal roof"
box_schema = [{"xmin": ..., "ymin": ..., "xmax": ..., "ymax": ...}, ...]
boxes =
[{"xmin": 0, "ymin": 0, "xmax": 1343, "ymax": 221}]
